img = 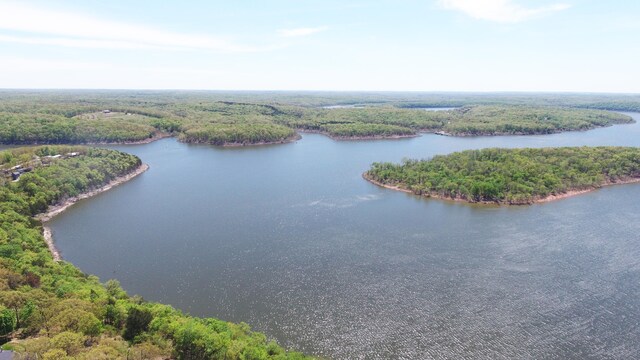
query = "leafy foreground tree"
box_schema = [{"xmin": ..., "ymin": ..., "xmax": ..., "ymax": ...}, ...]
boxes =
[
  {"xmin": 0, "ymin": 146, "xmax": 310, "ymax": 359},
  {"xmin": 365, "ymin": 147, "xmax": 640, "ymax": 204}
]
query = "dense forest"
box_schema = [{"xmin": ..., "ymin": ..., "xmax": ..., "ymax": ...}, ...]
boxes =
[
  {"xmin": 179, "ymin": 123, "xmax": 298, "ymax": 145},
  {"xmin": 0, "ymin": 91, "xmax": 635, "ymax": 145},
  {"xmin": 0, "ymin": 112, "xmax": 159, "ymax": 144},
  {"xmin": 280, "ymin": 105, "xmax": 632, "ymax": 137},
  {"xmin": 365, "ymin": 147, "xmax": 640, "ymax": 204},
  {"xmin": 0, "ymin": 146, "xmax": 309, "ymax": 359},
  {"xmin": 437, "ymin": 106, "xmax": 631, "ymax": 135},
  {"xmin": 5, "ymin": 90, "xmax": 636, "ymax": 109}
]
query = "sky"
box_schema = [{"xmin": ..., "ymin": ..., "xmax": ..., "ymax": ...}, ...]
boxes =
[{"xmin": 0, "ymin": 0, "xmax": 638, "ymax": 92}]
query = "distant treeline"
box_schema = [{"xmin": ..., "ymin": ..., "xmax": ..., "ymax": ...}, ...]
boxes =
[
  {"xmin": 365, "ymin": 147, "xmax": 640, "ymax": 204},
  {"xmin": 5, "ymin": 90, "xmax": 637, "ymax": 109},
  {"xmin": 280, "ymin": 105, "xmax": 632, "ymax": 138},
  {"xmin": 0, "ymin": 113, "xmax": 158, "ymax": 144},
  {"xmin": 0, "ymin": 91, "xmax": 636, "ymax": 145},
  {"xmin": 437, "ymin": 106, "xmax": 632, "ymax": 135},
  {"xmin": 0, "ymin": 146, "xmax": 310, "ymax": 359}
]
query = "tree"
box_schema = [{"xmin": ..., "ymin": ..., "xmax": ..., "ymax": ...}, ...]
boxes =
[
  {"xmin": 50, "ymin": 331, "xmax": 84, "ymax": 356},
  {"xmin": 123, "ymin": 307, "xmax": 153, "ymax": 342},
  {"xmin": 0, "ymin": 291, "xmax": 30, "ymax": 329},
  {"xmin": 0, "ymin": 307, "xmax": 15, "ymax": 337}
]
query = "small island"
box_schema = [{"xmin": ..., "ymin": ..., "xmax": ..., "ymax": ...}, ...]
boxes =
[{"xmin": 364, "ymin": 147, "xmax": 640, "ymax": 205}]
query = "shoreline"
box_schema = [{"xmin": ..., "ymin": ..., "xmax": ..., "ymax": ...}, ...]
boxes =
[
  {"xmin": 298, "ymin": 129, "xmax": 418, "ymax": 141},
  {"xmin": 423, "ymin": 118, "xmax": 635, "ymax": 137},
  {"xmin": 37, "ymin": 163, "xmax": 149, "ymax": 261},
  {"xmin": 181, "ymin": 133, "xmax": 302, "ymax": 147},
  {"xmin": 0, "ymin": 132, "xmax": 174, "ymax": 147},
  {"xmin": 533, "ymin": 177, "xmax": 640, "ymax": 203},
  {"xmin": 85, "ymin": 132, "xmax": 174, "ymax": 145},
  {"xmin": 220, "ymin": 133, "xmax": 302, "ymax": 147},
  {"xmin": 296, "ymin": 119, "xmax": 635, "ymax": 141},
  {"xmin": 363, "ymin": 172, "xmax": 640, "ymax": 205},
  {"xmin": 332, "ymin": 134, "xmax": 418, "ymax": 141}
]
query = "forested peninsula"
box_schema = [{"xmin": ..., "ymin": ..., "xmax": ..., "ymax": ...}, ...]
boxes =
[
  {"xmin": 364, "ymin": 147, "xmax": 640, "ymax": 205},
  {"xmin": 0, "ymin": 92, "xmax": 634, "ymax": 145},
  {"xmin": 0, "ymin": 146, "xmax": 309, "ymax": 359},
  {"xmin": 285, "ymin": 105, "xmax": 632, "ymax": 138}
]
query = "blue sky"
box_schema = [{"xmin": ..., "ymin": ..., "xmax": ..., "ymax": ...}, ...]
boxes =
[{"xmin": 0, "ymin": 0, "xmax": 638, "ymax": 92}]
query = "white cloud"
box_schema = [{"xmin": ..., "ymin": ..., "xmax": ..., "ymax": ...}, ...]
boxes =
[
  {"xmin": 0, "ymin": 35, "xmax": 181, "ymax": 51},
  {"xmin": 0, "ymin": 56, "xmax": 110, "ymax": 72},
  {"xmin": 439, "ymin": 0, "xmax": 571, "ymax": 23},
  {"xmin": 277, "ymin": 26, "xmax": 328, "ymax": 38},
  {"xmin": 0, "ymin": 2, "xmax": 261, "ymax": 52}
]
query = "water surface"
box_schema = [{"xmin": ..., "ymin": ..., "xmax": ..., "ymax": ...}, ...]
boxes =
[{"xmin": 49, "ymin": 113, "xmax": 640, "ymax": 359}]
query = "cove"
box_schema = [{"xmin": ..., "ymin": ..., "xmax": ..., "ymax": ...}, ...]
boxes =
[{"xmin": 48, "ymin": 113, "xmax": 640, "ymax": 359}]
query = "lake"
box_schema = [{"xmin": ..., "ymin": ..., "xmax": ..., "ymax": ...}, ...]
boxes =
[{"xmin": 48, "ymin": 113, "xmax": 640, "ymax": 359}]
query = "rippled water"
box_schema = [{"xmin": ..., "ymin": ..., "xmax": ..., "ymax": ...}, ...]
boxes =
[{"xmin": 49, "ymin": 113, "xmax": 640, "ymax": 359}]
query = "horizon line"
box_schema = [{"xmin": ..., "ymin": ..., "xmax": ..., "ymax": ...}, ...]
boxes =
[{"xmin": 0, "ymin": 88, "xmax": 638, "ymax": 95}]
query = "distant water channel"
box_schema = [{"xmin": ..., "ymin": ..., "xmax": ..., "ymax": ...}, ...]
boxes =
[{"xmin": 50, "ymin": 113, "xmax": 640, "ymax": 359}]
